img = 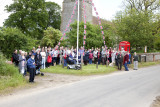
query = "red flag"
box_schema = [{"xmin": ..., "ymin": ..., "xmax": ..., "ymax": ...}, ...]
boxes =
[
  {"xmin": 103, "ymin": 36, "xmax": 105, "ymax": 40},
  {"xmin": 84, "ymin": 30, "xmax": 86, "ymax": 34},
  {"xmin": 94, "ymin": 7, "xmax": 96, "ymax": 11},
  {"xmin": 96, "ymin": 12, "xmax": 98, "ymax": 15},
  {"xmin": 100, "ymin": 26, "xmax": 103, "ymax": 29},
  {"xmin": 74, "ymin": 6, "xmax": 76, "ymax": 10},
  {"xmin": 84, "ymin": 25, "xmax": 86, "ymax": 29},
  {"xmin": 58, "ymin": 42, "xmax": 60, "ymax": 45},
  {"xmin": 99, "ymin": 21, "xmax": 101, "ymax": 25},
  {"xmin": 71, "ymin": 15, "xmax": 73, "ymax": 18},
  {"xmin": 61, "ymin": 37, "xmax": 63, "ymax": 41},
  {"xmin": 102, "ymin": 31, "xmax": 104, "ymax": 35},
  {"xmin": 92, "ymin": 3, "xmax": 94, "ymax": 6},
  {"xmin": 84, "ymin": 36, "xmax": 86, "ymax": 39},
  {"xmin": 104, "ymin": 41, "xmax": 105, "ymax": 44},
  {"xmin": 84, "ymin": 41, "xmax": 86, "ymax": 45}
]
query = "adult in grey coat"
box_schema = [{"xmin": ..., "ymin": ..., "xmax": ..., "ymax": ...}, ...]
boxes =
[{"xmin": 133, "ymin": 52, "xmax": 138, "ymax": 70}]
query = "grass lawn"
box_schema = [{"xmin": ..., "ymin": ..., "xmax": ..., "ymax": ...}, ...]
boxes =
[
  {"xmin": 41, "ymin": 64, "xmax": 117, "ymax": 76},
  {"xmin": 41, "ymin": 61, "xmax": 160, "ymax": 76}
]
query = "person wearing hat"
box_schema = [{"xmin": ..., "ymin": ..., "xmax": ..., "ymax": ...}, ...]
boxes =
[{"xmin": 27, "ymin": 54, "xmax": 36, "ymax": 83}]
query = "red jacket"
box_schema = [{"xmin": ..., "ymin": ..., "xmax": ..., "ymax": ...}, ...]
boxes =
[
  {"xmin": 123, "ymin": 54, "xmax": 129, "ymax": 64},
  {"xmin": 47, "ymin": 56, "xmax": 52, "ymax": 63}
]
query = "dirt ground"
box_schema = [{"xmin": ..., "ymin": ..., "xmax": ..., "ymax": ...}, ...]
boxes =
[
  {"xmin": 0, "ymin": 72, "xmax": 97, "ymax": 97},
  {"xmin": 151, "ymin": 96, "xmax": 160, "ymax": 107}
]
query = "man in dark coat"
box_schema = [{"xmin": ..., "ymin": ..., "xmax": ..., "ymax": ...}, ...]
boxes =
[
  {"xmin": 83, "ymin": 50, "xmax": 89, "ymax": 65},
  {"xmin": 12, "ymin": 50, "xmax": 19, "ymax": 66},
  {"xmin": 117, "ymin": 51, "xmax": 123, "ymax": 70}
]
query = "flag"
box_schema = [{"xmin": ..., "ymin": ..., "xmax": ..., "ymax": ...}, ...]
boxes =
[
  {"xmin": 84, "ymin": 25, "xmax": 86, "ymax": 29},
  {"xmin": 84, "ymin": 30, "xmax": 86, "ymax": 34},
  {"xmin": 100, "ymin": 26, "xmax": 103, "ymax": 29},
  {"xmin": 84, "ymin": 36, "xmax": 86, "ymax": 39},
  {"xmin": 103, "ymin": 36, "xmax": 105, "ymax": 40},
  {"xmin": 94, "ymin": 7, "xmax": 96, "ymax": 11},
  {"xmin": 102, "ymin": 31, "xmax": 104, "ymax": 35},
  {"xmin": 61, "ymin": 37, "xmax": 63, "ymax": 41}
]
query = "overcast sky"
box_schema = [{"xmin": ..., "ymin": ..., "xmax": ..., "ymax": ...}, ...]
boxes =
[{"xmin": 0, "ymin": 0, "xmax": 124, "ymax": 27}]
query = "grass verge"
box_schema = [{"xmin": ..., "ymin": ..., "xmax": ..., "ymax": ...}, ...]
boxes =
[
  {"xmin": 0, "ymin": 53, "xmax": 26, "ymax": 94},
  {"xmin": 41, "ymin": 65, "xmax": 117, "ymax": 76},
  {"xmin": 41, "ymin": 61, "xmax": 160, "ymax": 76}
]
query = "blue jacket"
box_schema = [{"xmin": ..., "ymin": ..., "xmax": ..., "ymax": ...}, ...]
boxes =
[{"xmin": 27, "ymin": 58, "xmax": 36, "ymax": 68}]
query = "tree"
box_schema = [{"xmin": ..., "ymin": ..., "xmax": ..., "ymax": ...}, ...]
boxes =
[
  {"xmin": 123, "ymin": 0, "xmax": 160, "ymax": 13},
  {"xmin": 114, "ymin": 9, "xmax": 154, "ymax": 49},
  {"xmin": 4, "ymin": 0, "xmax": 48, "ymax": 39},
  {"xmin": 0, "ymin": 27, "xmax": 37, "ymax": 58},
  {"xmin": 46, "ymin": 2, "xmax": 61, "ymax": 30},
  {"xmin": 66, "ymin": 22, "xmax": 111, "ymax": 49},
  {"xmin": 41, "ymin": 27, "xmax": 62, "ymax": 47}
]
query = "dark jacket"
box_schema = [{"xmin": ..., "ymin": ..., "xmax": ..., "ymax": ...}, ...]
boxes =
[
  {"xmin": 133, "ymin": 55, "xmax": 138, "ymax": 61},
  {"xmin": 117, "ymin": 54, "xmax": 123, "ymax": 63},
  {"xmin": 12, "ymin": 53, "xmax": 19, "ymax": 64},
  {"xmin": 27, "ymin": 58, "xmax": 36, "ymax": 68},
  {"xmin": 83, "ymin": 52, "xmax": 89, "ymax": 61},
  {"xmin": 97, "ymin": 52, "xmax": 101, "ymax": 59},
  {"xmin": 35, "ymin": 54, "xmax": 42, "ymax": 66}
]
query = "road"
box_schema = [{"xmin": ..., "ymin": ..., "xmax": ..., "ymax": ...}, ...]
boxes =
[{"xmin": 0, "ymin": 65, "xmax": 160, "ymax": 107}]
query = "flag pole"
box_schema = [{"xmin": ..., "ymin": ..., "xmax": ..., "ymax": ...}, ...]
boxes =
[{"xmin": 77, "ymin": 0, "xmax": 80, "ymax": 65}]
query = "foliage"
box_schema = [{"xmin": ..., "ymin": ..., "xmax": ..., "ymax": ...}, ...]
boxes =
[
  {"xmin": 0, "ymin": 27, "xmax": 37, "ymax": 58},
  {"xmin": 66, "ymin": 21, "xmax": 112, "ymax": 49},
  {"xmin": 114, "ymin": 9, "xmax": 155, "ymax": 49},
  {"xmin": 41, "ymin": 27, "xmax": 62, "ymax": 47},
  {"xmin": 46, "ymin": 2, "xmax": 61, "ymax": 30},
  {"xmin": 4, "ymin": 0, "xmax": 48, "ymax": 39},
  {"xmin": 0, "ymin": 53, "xmax": 26, "ymax": 91},
  {"xmin": 41, "ymin": 65, "xmax": 117, "ymax": 76}
]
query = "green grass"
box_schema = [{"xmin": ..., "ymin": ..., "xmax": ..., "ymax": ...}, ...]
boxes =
[
  {"xmin": 41, "ymin": 61, "xmax": 160, "ymax": 76},
  {"xmin": 41, "ymin": 65, "xmax": 117, "ymax": 76},
  {"xmin": 0, "ymin": 53, "xmax": 26, "ymax": 93}
]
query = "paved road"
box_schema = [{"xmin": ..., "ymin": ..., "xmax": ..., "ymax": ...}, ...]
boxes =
[{"xmin": 0, "ymin": 65, "xmax": 160, "ymax": 107}]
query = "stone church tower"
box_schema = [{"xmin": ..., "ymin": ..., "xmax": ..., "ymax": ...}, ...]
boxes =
[{"xmin": 60, "ymin": 0, "xmax": 93, "ymax": 32}]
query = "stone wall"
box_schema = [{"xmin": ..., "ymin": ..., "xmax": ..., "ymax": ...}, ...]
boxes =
[
  {"xmin": 60, "ymin": 0, "xmax": 92, "ymax": 33},
  {"xmin": 138, "ymin": 53, "xmax": 160, "ymax": 62}
]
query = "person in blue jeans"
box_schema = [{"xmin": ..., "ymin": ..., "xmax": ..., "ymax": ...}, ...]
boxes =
[{"xmin": 124, "ymin": 52, "xmax": 129, "ymax": 71}]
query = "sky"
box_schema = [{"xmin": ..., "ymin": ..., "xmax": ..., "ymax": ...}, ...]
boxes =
[{"xmin": 0, "ymin": 0, "xmax": 124, "ymax": 27}]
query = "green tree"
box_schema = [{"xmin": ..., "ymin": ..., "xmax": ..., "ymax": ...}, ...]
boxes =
[
  {"xmin": 46, "ymin": 2, "xmax": 61, "ymax": 30},
  {"xmin": 66, "ymin": 22, "xmax": 111, "ymax": 49},
  {"xmin": 0, "ymin": 27, "xmax": 37, "ymax": 58},
  {"xmin": 41, "ymin": 27, "xmax": 62, "ymax": 47},
  {"xmin": 4, "ymin": 0, "xmax": 48, "ymax": 39},
  {"xmin": 114, "ymin": 9, "xmax": 155, "ymax": 49}
]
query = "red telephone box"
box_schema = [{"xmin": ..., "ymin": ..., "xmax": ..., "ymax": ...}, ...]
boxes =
[{"xmin": 119, "ymin": 41, "xmax": 130, "ymax": 53}]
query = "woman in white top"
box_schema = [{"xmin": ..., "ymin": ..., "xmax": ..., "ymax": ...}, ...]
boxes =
[
  {"xmin": 40, "ymin": 48, "xmax": 46, "ymax": 69},
  {"xmin": 19, "ymin": 51, "xmax": 26, "ymax": 75}
]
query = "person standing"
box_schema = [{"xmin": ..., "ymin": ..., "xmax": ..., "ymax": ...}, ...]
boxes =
[
  {"xmin": 124, "ymin": 52, "xmax": 129, "ymax": 71},
  {"xmin": 133, "ymin": 52, "xmax": 138, "ymax": 70},
  {"xmin": 89, "ymin": 49, "xmax": 93, "ymax": 64},
  {"xmin": 40, "ymin": 49, "xmax": 46, "ymax": 69},
  {"xmin": 35, "ymin": 51, "xmax": 42, "ymax": 74},
  {"xmin": 97, "ymin": 49, "xmax": 101, "ymax": 65},
  {"xmin": 101, "ymin": 48, "xmax": 106, "ymax": 65},
  {"xmin": 47, "ymin": 53, "xmax": 52, "ymax": 68},
  {"xmin": 27, "ymin": 54, "xmax": 36, "ymax": 83},
  {"xmin": 117, "ymin": 52, "xmax": 123, "ymax": 70},
  {"xmin": 12, "ymin": 50, "xmax": 19, "ymax": 66},
  {"xmin": 93, "ymin": 49, "xmax": 98, "ymax": 64},
  {"xmin": 18, "ymin": 51, "xmax": 27, "ymax": 75}
]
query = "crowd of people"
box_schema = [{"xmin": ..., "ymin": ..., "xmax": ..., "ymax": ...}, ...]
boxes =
[{"xmin": 11, "ymin": 45, "xmax": 139, "ymax": 83}]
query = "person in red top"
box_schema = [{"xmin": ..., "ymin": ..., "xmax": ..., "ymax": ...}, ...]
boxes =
[
  {"xmin": 97, "ymin": 49, "xmax": 101, "ymax": 64},
  {"xmin": 123, "ymin": 52, "xmax": 129, "ymax": 71},
  {"xmin": 47, "ymin": 53, "xmax": 52, "ymax": 68},
  {"xmin": 109, "ymin": 48, "xmax": 112, "ymax": 63},
  {"xmin": 89, "ymin": 49, "xmax": 93, "ymax": 64}
]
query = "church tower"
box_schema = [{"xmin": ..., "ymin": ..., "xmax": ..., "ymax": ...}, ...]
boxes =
[{"xmin": 60, "ymin": 0, "xmax": 93, "ymax": 32}]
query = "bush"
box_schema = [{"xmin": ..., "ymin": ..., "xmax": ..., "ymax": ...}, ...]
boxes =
[{"xmin": 0, "ymin": 27, "xmax": 37, "ymax": 58}]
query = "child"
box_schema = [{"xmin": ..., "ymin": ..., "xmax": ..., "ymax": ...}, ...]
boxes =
[{"xmin": 47, "ymin": 53, "xmax": 52, "ymax": 68}]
